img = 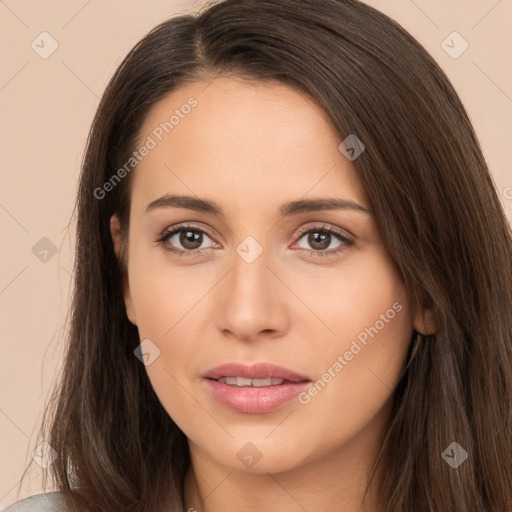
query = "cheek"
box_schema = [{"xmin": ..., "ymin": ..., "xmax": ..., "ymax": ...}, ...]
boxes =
[
  {"xmin": 126, "ymin": 234, "xmax": 207, "ymax": 339},
  {"xmin": 126, "ymin": 241, "xmax": 214, "ymax": 391},
  {"xmin": 126, "ymin": 248, "xmax": 205, "ymax": 432},
  {"xmin": 292, "ymin": 245, "xmax": 413, "ymax": 350},
  {"xmin": 296, "ymin": 249, "xmax": 414, "ymax": 427}
]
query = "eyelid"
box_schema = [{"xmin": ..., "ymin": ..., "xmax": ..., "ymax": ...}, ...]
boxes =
[
  {"xmin": 156, "ymin": 222, "xmax": 219, "ymax": 249},
  {"xmin": 293, "ymin": 222, "xmax": 354, "ymax": 241}
]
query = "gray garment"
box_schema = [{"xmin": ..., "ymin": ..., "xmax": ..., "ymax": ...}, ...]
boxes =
[{"xmin": 1, "ymin": 492, "xmax": 65, "ymax": 512}]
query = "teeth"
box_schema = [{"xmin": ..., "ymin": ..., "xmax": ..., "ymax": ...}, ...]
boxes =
[
  {"xmin": 217, "ymin": 377, "xmax": 285, "ymax": 387},
  {"xmin": 236, "ymin": 377, "xmax": 252, "ymax": 387}
]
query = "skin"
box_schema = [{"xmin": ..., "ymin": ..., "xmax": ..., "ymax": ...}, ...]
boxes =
[{"xmin": 110, "ymin": 76, "xmax": 436, "ymax": 512}]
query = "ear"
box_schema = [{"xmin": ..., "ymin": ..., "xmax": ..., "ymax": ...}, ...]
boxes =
[
  {"xmin": 110, "ymin": 214, "xmax": 137, "ymax": 326},
  {"xmin": 413, "ymin": 306, "xmax": 436, "ymax": 335}
]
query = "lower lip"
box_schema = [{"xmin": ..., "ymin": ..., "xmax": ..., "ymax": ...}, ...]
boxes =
[{"xmin": 204, "ymin": 379, "xmax": 310, "ymax": 414}]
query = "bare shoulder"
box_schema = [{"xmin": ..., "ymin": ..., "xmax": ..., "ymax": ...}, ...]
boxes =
[{"xmin": 2, "ymin": 492, "xmax": 65, "ymax": 512}]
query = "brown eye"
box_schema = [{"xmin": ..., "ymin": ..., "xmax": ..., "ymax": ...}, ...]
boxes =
[
  {"xmin": 294, "ymin": 224, "xmax": 354, "ymax": 258},
  {"xmin": 178, "ymin": 229, "xmax": 204, "ymax": 250},
  {"xmin": 304, "ymin": 231, "xmax": 335, "ymax": 251},
  {"xmin": 157, "ymin": 224, "xmax": 218, "ymax": 256}
]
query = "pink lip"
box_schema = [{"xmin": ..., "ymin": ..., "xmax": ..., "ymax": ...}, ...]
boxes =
[{"xmin": 203, "ymin": 362, "xmax": 310, "ymax": 414}]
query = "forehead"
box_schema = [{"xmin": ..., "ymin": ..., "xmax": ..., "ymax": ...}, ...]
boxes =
[{"xmin": 130, "ymin": 76, "xmax": 369, "ymax": 215}]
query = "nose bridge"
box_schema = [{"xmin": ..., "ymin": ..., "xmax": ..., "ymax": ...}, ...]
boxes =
[
  {"xmin": 216, "ymin": 235, "xmax": 286, "ymax": 339},
  {"xmin": 230, "ymin": 236, "xmax": 272, "ymax": 307}
]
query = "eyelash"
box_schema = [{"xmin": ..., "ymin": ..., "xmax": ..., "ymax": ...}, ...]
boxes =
[{"xmin": 155, "ymin": 223, "xmax": 354, "ymax": 259}]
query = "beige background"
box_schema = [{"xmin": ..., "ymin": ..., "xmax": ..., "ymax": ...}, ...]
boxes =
[{"xmin": 1, "ymin": 0, "xmax": 511, "ymax": 507}]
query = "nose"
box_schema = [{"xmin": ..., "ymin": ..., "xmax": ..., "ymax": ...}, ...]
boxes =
[{"xmin": 215, "ymin": 243, "xmax": 290, "ymax": 342}]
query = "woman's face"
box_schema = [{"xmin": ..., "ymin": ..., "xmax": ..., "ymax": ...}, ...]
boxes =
[{"xmin": 111, "ymin": 76, "xmax": 428, "ymax": 475}]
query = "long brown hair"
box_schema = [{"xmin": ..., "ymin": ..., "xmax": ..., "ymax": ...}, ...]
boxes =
[{"xmin": 19, "ymin": 0, "xmax": 512, "ymax": 510}]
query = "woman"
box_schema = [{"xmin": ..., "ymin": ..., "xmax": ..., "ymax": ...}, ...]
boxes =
[{"xmin": 7, "ymin": 0, "xmax": 512, "ymax": 510}]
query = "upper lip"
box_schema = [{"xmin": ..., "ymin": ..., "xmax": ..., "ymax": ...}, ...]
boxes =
[{"xmin": 203, "ymin": 362, "xmax": 310, "ymax": 382}]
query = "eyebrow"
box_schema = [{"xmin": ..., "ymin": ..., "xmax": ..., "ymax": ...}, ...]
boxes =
[{"xmin": 145, "ymin": 194, "xmax": 372, "ymax": 217}]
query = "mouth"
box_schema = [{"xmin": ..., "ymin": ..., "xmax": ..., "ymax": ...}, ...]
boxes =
[
  {"xmin": 203, "ymin": 362, "xmax": 311, "ymax": 413},
  {"xmin": 215, "ymin": 376, "xmax": 289, "ymax": 387},
  {"xmin": 203, "ymin": 362, "xmax": 309, "ymax": 382}
]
